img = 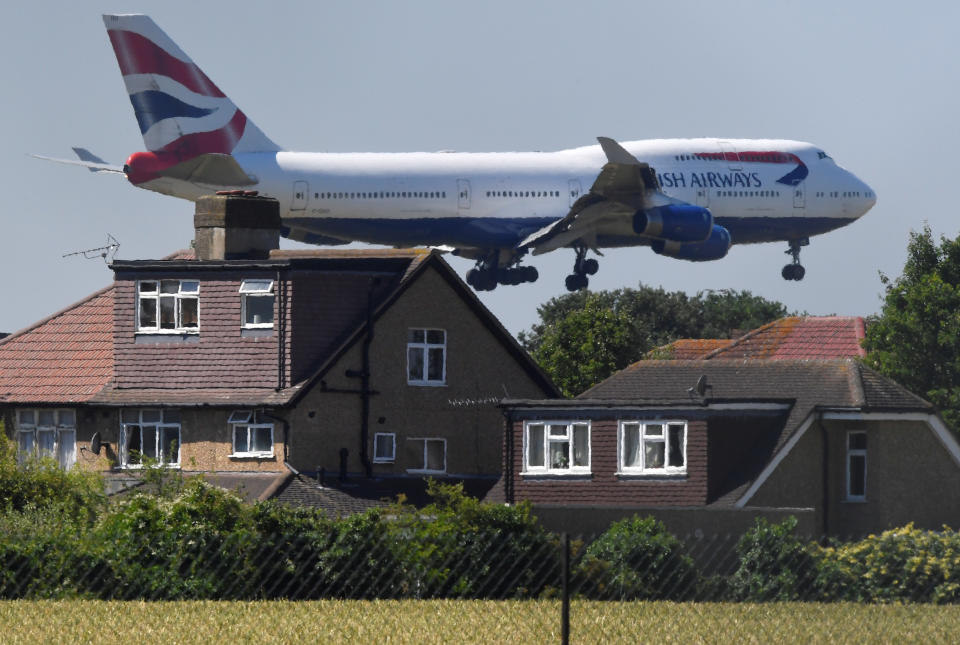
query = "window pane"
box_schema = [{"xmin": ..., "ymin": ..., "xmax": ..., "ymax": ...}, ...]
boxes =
[
  {"xmin": 849, "ymin": 455, "xmax": 866, "ymax": 497},
  {"xmin": 549, "ymin": 424, "xmax": 567, "ymax": 437},
  {"xmin": 245, "ymin": 295, "xmax": 274, "ymax": 325},
  {"xmin": 426, "ymin": 330, "xmax": 445, "ymax": 344},
  {"xmin": 668, "ymin": 424, "xmax": 685, "ymax": 467},
  {"xmin": 38, "ymin": 410, "xmax": 55, "ymax": 426},
  {"xmin": 427, "ymin": 348, "xmax": 444, "ymax": 381},
  {"xmin": 125, "ymin": 426, "xmax": 142, "ymax": 465},
  {"xmin": 374, "ymin": 434, "xmax": 394, "ymax": 460},
  {"xmin": 140, "ymin": 426, "xmax": 157, "ymax": 460},
  {"xmin": 408, "ymin": 347, "xmax": 424, "ymax": 381},
  {"xmin": 849, "ymin": 433, "xmax": 867, "ymax": 450},
  {"xmin": 645, "ymin": 424, "xmax": 663, "ymax": 437},
  {"xmin": 139, "ymin": 281, "xmax": 157, "ymax": 293},
  {"xmin": 18, "ymin": 431, "xmax": 34, "ymax": 456},
  {"xmin": 252, "ymin": 427, "xmax": 272, "ymax": 453},
  {"xmin": 58, "ymin": 430, "xmax": 76, "ymax": 469},
  {"xmin": 161, "ymin": 427, "xmax": 179, "ymax": 464},
  {"xmin": 58, "ymin": 410, "xmax": 76, "ymax": 426},
  {"xmin": 240, "ymin": 279, "xmax": 273, "ymax": 293},
  {"xmin": 160, "ymin": 280, "xmax": 179, "ymax": 294},
  {"xmin": 623, "ymin": 424, "xmax": 641, "ymax": 467},
  {"xmin": 409, "ymin": 329, "xmax": 425, "ymax": 343},
  {"xmin": 159, "ymin": 297, "xmax": 176, "ymax": 329},
  {"xmin": 426, "ymin": 440, "xmax": 445, "ymax": 471},
  {"xmin": 18, "ymin": 410, "xmax": 35, "ymax": 426},
  {"xmin": 139, "ymin": 298, "xmax": 157, "ymax": 329},
  {"xmin": 527, "ymin": 425, "xmax": 544, "ymax": 467},
  {"xmin": 228, "ymin": 410, "xmax": 252, "ymax": 424},
  {"xmin": 179, "ymin": 281, "xmax": 200, "ymax": 294},
  {"xmin": 37, "ymin": 430, "xmax": 56, "ymax": 458},
  {"xmin": 645, "ymin": 439, "xmax": 665, "ymax": 468},
  {"xmin": 180, "ymin": 298, "xmax": 198, "ymax": 328},
  {"xmin": 549, "ymin": 441, "xmax": 569, "ymax": 469},
  {"xmin": 234, "ymin": 426, "xmax": 248, "ymax": 453},
  {"xmin": 573, "ymin": 425, "xmax": 589, "ymax": 467}
]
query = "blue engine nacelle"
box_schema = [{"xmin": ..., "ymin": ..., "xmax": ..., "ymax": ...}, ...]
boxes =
[
  {"xmin": 650, "ymin": 224, "xmax": 731, "ymax": 261},
  {"xmin": 633, "ymin": 204, "xmax": 713, "ymax": 243}
]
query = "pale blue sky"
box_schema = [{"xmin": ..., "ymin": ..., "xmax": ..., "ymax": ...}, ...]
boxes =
[{"xmin": 2, "ymin": 1, "xmax": 955, "ymax": 336}]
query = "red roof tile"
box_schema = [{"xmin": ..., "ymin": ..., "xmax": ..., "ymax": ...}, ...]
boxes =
[
  {"xmin": 646, "ymin": 339, "xmax": 734, "ymax": 359},
  {"xmin": 0, "ymin": 287, "xmax": 115, "ymax": 403},
  {"xmin": 703, "ymin": 316, "xmax": 867, "ymax": 360}
]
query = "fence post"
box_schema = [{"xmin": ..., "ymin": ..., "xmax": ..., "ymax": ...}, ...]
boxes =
[{"xmin": 562, "ymin": 532, "xmax": 570, "ymax": 645}]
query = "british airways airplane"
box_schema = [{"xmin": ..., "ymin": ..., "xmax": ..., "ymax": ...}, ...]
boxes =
[{"xmin": 39, "ymin": 14, "xmax": 876, "ymax": 292}]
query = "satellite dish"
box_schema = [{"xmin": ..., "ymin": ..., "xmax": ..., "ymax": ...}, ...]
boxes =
[{"xmin": 90, "ymin": 432, "xmax": 102, "ymax": 456}]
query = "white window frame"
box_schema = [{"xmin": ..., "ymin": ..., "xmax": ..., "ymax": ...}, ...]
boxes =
[
  {"xmin": 373, "ymin": 432, "xmax": 396, "ymax": 463},
  {"xmin": 239, "ymin": 280, "xmax": 275, "ymax": 329},
  {"xmin": 618, "ymin": 420, "xmax": 687, "ymax": 475},
  {"xmin": 16, "ymin": 408, "xmax": 76, "ymax": 469},
  {"xmin": 228, "ymin": 410, "xmax": 274, "ymax": 458},
  {"xmin": 406, "ymin": 437, "xmax": 446, "ymax": 474},
  {"xmin": 523, "ymin": 421, "xmax": 591, "ymax": 475},
  {"xmin": 846, "ymin": 430, "xmax": 867, "ymax": 502},
  {"xmin": 407, "ymin": 328, "xmax": 446, "ymax": 386},
  {"xmin": 119, "ymin": 408, "xmax": 181, "ymax": 468},
  {"xmin": 136, "ymin": 279, "xmax": 200, "ymax": 333}
]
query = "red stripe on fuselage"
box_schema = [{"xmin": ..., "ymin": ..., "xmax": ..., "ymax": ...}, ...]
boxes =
[
  {"xmin": 107, "ymin": 29, "xmax": 225, "ymax": 98},
  {"xmin": 696, "ymin": 151, "xmax": 802, "ymax": 164}
]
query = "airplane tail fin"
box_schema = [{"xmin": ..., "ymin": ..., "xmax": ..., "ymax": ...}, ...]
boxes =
[{"xmin": 102, "ymin": 14, "xmax": 282, "ymax": 160}]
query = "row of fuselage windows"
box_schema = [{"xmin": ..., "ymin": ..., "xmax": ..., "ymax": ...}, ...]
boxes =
[
  {"xmin": 674, "ymin": 152, "xmax": 794, "ymax": 163},
  {"xmin": 715, "ymin": 190, "xmax": 782, "ymax": 198},
  {"xmin": 815, "ymin": 191, "xmax": 872, "ymax": 199},
  {"xmin": 314, "ymin": 191, "xmax": 447, "ymax": 200},
  {"xmin": 486, "ymin": 190, "xmax": 561, "ymax": 198}
]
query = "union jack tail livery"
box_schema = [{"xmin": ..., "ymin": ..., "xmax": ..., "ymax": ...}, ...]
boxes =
[{"xmin": 103, "ymin": 14, "xmax": 280, "ymax": 186}]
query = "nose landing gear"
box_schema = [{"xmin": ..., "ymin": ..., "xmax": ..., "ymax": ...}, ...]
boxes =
[
  {"xmin": 565, "ymin": 246, "xmax": 599, "ymax": 291},
  {"xmin": 782, "ymin": 238, "xmax": 808, "ymax": 281}
]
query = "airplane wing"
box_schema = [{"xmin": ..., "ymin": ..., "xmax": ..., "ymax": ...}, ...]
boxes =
[
  {"xmin": 518, "ymin": 136, "xmax": 674, "ymax": 255},
  {"xmin": 30, "ymin": 153, "xmax": 125, "ymax": 174}
]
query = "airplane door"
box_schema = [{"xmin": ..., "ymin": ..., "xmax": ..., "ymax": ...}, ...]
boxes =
[
  {"xmin": 793, "ymin": 184, "xmax": 806, "ymax": 209},
  {"xmin": 292, "ymin": 181, "xmax": 308, "ymax": 211},
  {"xmin": 696, "ymin": 187, "xmax": 709, "ymax": 207},
  {"xmin": 457, "ymin": 179, "xmax": 471, "ymax": 209},
  {"xmin": 718, "ymin": 142, "xmax": 742, "ymax": 171},
  {"xmin": 568, "ymin": 179, "xmax": 582, "ymax": 207}
]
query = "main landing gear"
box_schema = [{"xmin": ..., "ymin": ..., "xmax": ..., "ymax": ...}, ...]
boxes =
[
  {"xmin": 782, "ymin": 238, "xmax": 808, "ymax": 281},
  {"xmin": 466, "ymin": 255, "xmax": 539, "ymax": 292},
  {"xmin": 565, "ymin": 246, "xmax": 599, "ymax": 291}
]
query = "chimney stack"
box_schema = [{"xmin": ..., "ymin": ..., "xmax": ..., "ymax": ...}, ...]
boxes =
[{"xmin": 193, "ymin": 193, "xmax": 281, "ymax": 260}]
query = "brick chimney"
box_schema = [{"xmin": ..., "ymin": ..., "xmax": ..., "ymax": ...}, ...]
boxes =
[{"xmin": 193, "ymin": 194, "xmax": 281, "ymax": 260}]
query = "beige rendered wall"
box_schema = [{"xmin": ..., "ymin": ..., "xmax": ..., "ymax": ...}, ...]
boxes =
[{"xmin": 287, "ymin": 266, "xmax": 551, "ymax": 477}]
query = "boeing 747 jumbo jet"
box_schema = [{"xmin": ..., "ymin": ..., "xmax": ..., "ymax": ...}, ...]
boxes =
[{"xmin": 38, "ymin": 14, "xmax": 876, "ymax": 292}]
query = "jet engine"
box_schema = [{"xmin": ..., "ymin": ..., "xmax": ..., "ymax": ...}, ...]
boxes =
[
  {"xmin": 633, "ymin": 204, "xmax": 713, "ymax": 243},
  {"xmin": 650, "ymin": 224, "xmax": 731, "ymax": 261}
]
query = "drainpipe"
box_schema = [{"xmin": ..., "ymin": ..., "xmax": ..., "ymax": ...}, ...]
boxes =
[
  {"xmin": 346, "ymin": 278, "xmax": 379, "ymax": 479},
  {"xmin": 261, "ymin": 411, "xmax": 291, "ymax": 463},
  {"xmin": 504, "ymin": 408, "xmax": 515, "ymax": 504},
  {"xmin": 820, "ymin": 412, "xmax": 829, "ymax": 537},
  {"xmin": 275, "ymin": 269, "xmax": 287, "ymax": 392}
]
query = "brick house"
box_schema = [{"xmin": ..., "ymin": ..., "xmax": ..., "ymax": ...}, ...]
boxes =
[
  {"xmin": 501, "ymin": 318, "xmax": 960, "ymax": 537},
  {"xmin": 0, "ymin": 195, "xmax": 556, "ymax": 507}
]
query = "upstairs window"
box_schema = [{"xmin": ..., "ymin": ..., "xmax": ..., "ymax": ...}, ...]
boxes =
[
  {"xmin": 847, "ymin": 431, "xmax": 867, "ymax": 502},
  {"xmin": 240, "ymin": 280, "xmax": 275, "ymax": 328},
  {"xmin": 16, "ymin": 409, "xmax": 76, "ymax": 468},
  {"xmin": 407, "ymin": 329, "xmax": 446, "ymax": 385},
  {"xmin": 120, "ymin": 408, "xmax": 181, "ymax": 467},
  {"xmin": 137, "ymin": 280, "xmax": 199, "ymax": 332},
  {"xmin": 524, "ymin": 421, "xmax": 590, "ymax": 474},
  {"xmin": 229, "ymin": 410, "xmax": 274, "ymax": 457},
  {"xmin": 620, "ymin": 421, "xmax": 686, "ymax": 474}
]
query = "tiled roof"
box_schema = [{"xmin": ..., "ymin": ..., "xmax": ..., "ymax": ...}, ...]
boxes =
[
  {"xmin": 0, "ymin": 287, "xmax": 115, "ymax": 403},
  {"xmin": 702, "ymin": 316, "xmax": 867, "ymax": 360},
  {"xmin": 646, "ymin": 339, "xmax": 734, "ymax": 360}
]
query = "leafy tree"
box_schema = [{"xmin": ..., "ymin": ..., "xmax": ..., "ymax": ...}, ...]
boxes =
[
  {"xmin": 520, "ymin": 285, "xmax": 789, "ymax": 395},
  {"xmin": 863, "ymin": 225, "xmax": 960, "ymax": 429}
]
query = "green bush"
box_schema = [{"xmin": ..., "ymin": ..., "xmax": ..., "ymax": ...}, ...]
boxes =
[
  {"xmin": 729, "ymin": 516, "xmax": 816, "ymax": 601},
  {"xmin": 814, "ymin": 524, "xmax": 960, "ymax": 603},
  {"xmin": 576, "ymin": 515, "xmax": 698, "ymax": 600}
]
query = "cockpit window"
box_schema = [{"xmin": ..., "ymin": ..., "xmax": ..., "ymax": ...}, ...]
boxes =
[{"xmin": 817, "ymin": 151, "xmax": 833, "ymax": 161}]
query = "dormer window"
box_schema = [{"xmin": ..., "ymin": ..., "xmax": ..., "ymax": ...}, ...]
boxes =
[
  {"xmin": 137, "ymin": 280, "xmax": 199, "ymax": 332},
  {"xmin": 240, "ymin": 280, "xmax": 275, "ymax": 328}
]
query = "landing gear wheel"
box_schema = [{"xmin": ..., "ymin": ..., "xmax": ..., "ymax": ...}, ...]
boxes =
[
  {"xmin": 565, "ymin": 273, "xmax": 589, "ymax": 292},
  {"xmin": 581, "ymin": 258, "xmax": 599, "ymax": 275},
  {"xmin": 782, "ymin": 239, "xmax": 808, "ymax": 281}
]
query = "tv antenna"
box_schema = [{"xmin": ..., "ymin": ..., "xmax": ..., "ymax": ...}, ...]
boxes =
[{"xmin": 63, "ymin": 234, "xmax": 120, "ymax": 264}]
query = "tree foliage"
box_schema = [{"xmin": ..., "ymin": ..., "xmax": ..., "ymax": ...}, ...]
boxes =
[
  {"xmin": 520, "ymin": 285, "xmax": 790, "ymax": 396},
  {"xmin": 863, "ymin": 225, "xmax": 960, "ymax": 429}
]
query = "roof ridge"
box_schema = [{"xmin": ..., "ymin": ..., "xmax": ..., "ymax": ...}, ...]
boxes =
[{"xmin": 701, "ymin": 316, "xmax": 803, "ymax": 359}]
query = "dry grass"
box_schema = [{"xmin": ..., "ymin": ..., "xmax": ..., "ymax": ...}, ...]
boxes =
[{"xmin": 2, "ymin": 599, "xmax": 959, "ymax": 644}]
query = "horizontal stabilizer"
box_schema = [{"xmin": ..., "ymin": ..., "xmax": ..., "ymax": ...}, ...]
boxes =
[
  {"xmin": 158, "ymin": 153, "xmax": 256, "ymax": 186},
  {"xmin": 31, "ymin": 153, "xmax": 124, "ymax": 174}
]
